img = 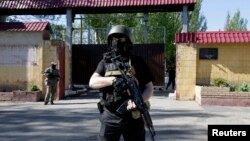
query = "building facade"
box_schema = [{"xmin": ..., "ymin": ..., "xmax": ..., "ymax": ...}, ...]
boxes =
[
  {"xmin": 175, "ymin": 32, "xmax": 250, "ymax": 100},
  {"xmin": 0, "ymin": 22, "xmax": 65, "ymax": 99}
]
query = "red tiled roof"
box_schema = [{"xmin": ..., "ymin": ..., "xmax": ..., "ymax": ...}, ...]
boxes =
[
  {"xmin": 0, "ymin": 22, "xmax": 51, "ymax": 32},
  {"xmin": 175, "ymin": 31, "xmax": 250, "ymax": 44},
  {"xmin": 0, "ymin": 0, "xmax": 196, "ymax": 9},
  {"xmin": 0, "ymin": 0, "xmax": 196, "ymax": 14}
]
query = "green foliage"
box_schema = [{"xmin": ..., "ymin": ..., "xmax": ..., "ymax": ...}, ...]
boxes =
[
  {"xmin": 5, "ymin": 15, "xmax": 66, "ymax": 40},
  {"xmin": 189, "ymin": 0, "xmax": 207, "ymax": 32},
  {"xmin": 211, "ymin": 78, "xmax": 250, "ymax": 92},
  {"xmin": 6, "ymin": 15, "xmax": 62, "ymax": 23},
  {"xmin": 81, "ymin": 13, "xmax": 140, "ymax": 44},
  {"xmin": 50, "ymin": 23, "xmax": 66, "ymax": 41},
  {"xmin": 82, "ymin": 13, "xmax": 139, "ymax": 28},
  {"xmin": 80, "ymin": 0, "xmax": 206, "ymax": 66},
  {"xmin": 148, "ymin": 0, "xmax": 206, "ymax": 66},
  {"xmin": 227, "ymin": 84, "xmax": 236, "ymax": 92},
  {"xmin": 212, "ymin": 78, "xmax": 228, "ymax": 87},
  {"xmin": 238, "ymin": 83, "xmax": 250, "ymax": 92},
  {"xmin": 148, "ymin": 12, "xmax": 181, "ymax": 66},
  {"xmin": 29, "ymin": 85, "xmax": 40, "ymax": 92},
  {"xmin": 224, "ymin": 10, "xmax": 248, "ymax": 31}
]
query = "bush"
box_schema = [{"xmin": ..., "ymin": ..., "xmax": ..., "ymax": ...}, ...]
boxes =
[
  {"xmin": 29, "ymin": 85, "xmax": 40, "ymax": 91},
  {"xmin": 227, "ymin": 84, "xmax": 236, "ymax": 92},
  {"xmin": 211, "ymin": 78, "xmax": 250, "ymax": 92},
  {"xmin": 238, "ymin": 83, "xmax": 250, "ymax": 92},
  {"xmin": 212, "ymin": 78, "xmax": 228, "ymax": 87}
]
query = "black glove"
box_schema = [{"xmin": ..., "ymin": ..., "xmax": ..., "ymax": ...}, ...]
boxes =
[{"xmin": 112, "ymin": 77, "xmax": 128, "ymax": 94}]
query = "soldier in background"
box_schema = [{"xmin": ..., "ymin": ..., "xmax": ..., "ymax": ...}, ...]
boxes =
[
  {"xmin": 43, "ymin": 62, "xmax": 60, "ymax": 105},
  {"xmin": 166, "ymin": 64, "xmax": 176, "ymax": 90}
]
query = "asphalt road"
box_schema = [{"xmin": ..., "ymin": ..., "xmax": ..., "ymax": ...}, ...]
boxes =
[{"xmin": 1, "ymin": 91, "xmax": 250, "ymax": 141}]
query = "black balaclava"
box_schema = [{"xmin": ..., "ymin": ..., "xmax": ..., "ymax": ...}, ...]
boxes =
[
  {"xmin": 51, "ymin": 65, "xmax": 56, "ymax": 70},
  {"xmin": 111, "ymin": 37, "xmax": 132, "ymax": 57}
]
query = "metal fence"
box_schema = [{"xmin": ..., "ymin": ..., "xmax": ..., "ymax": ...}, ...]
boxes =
[
  {"xmin": 70, "ymin": 26, "xmax": 166, "ymax": 45},
  {"xmin": 72, "ymin": 44, "xmax": 165, "ymax": 85}
]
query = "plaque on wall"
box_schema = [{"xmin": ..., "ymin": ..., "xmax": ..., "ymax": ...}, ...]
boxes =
[{"xmin": 199, "ymin": 48, "xmax": 218, "ymax": 60}]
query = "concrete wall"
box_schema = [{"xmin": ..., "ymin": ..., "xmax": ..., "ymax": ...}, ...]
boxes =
[
  {"xmin": 176, "ymin": 42, "xmax": 250, "ymax": 100},
  {"xmin": 0, "ymin": 32, "xmax": 43, "ymax": 44},
  {"xmin": 195, "ymin": 86, "xmax": 250, "ymax": 107},
  {"xmin": 0, "ymin": 32, "xmax": 44, "ymax": 92},
  {"xmin": 176, "ymin": 43, "xmax": 197, "ymax": 100},
  {"xmin": 197, "ymin": 43, "xmax": 250, "ymax": 86},
  {"xmin": 0, "ymin": 32, "xmax": 65, "ymax": 99},
  {"xmin": 41, "ymin": 41, "xmax": 59, "ymax": 96}
]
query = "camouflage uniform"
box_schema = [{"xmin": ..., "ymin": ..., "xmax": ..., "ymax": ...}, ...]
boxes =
[{"xmin": 43, "ymin": 62, "xmax": 60, "ymax": 105}]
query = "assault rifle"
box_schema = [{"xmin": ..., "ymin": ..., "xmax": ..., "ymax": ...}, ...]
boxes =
[
  {"xmin": 43, "ymin": 72, "xmax": 59, "ymax": 79},
  {"xmin": 105, "ymin": 48, "xmax": 156, "ymax": 141}
]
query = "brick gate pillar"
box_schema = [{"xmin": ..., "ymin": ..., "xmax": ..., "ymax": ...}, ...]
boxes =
[{"xmin": 176, "ymin": 43, "xmax": 197, "ymax": 100}]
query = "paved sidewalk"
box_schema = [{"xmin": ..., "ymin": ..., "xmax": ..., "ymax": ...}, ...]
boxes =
[{"xmin": 1, "ymin": 92, "xmax": 250, "ymax": 141}]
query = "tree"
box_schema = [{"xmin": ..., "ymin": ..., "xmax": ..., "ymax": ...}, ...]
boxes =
[
  {"xmin": 224, "ymin": 10, "xmax": 248, "ymax": 31},
  {"xmin": 148, "ymin": 12, "xmax": 182, "ymax": 67},
  {"xmin": 50, "ymin": 23, "xmax": 66, "ymax": 41},
  {"xmin": 148, "ymin": 0, "xmax": 207, "ymax": 67},
  {"xmin": 189, "ymin": 0, "xmax": 207, "ymax": 32},
  {"xmin": 80, "ymin": 13, "xmax": 140, "ymax": 44},
  {"xmin": 74, "ymin": 0, "xmax": 206, "ymax": 67},
  {"xmin": 5, "ymin": 15, "xmax": 65, "ymax": 40},
  {"xmin": 6, "ymin": 15, "xmax": 62, "ymax": 22}
]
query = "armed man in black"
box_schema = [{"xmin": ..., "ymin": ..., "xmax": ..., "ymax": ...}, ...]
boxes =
[{"xmin": 89, "ymin": 25, "xmax": 155, "ymax": 141}]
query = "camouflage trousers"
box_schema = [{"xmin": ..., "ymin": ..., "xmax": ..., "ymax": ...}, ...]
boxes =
[{"xmin": 44, "ymin": 85, "xmax": 57, "ymax": 103}]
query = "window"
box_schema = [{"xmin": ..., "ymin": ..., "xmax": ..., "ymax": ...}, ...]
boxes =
[{"xmin": 199, "ymin": 48, "xmax": 218, "ymax": 60}]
